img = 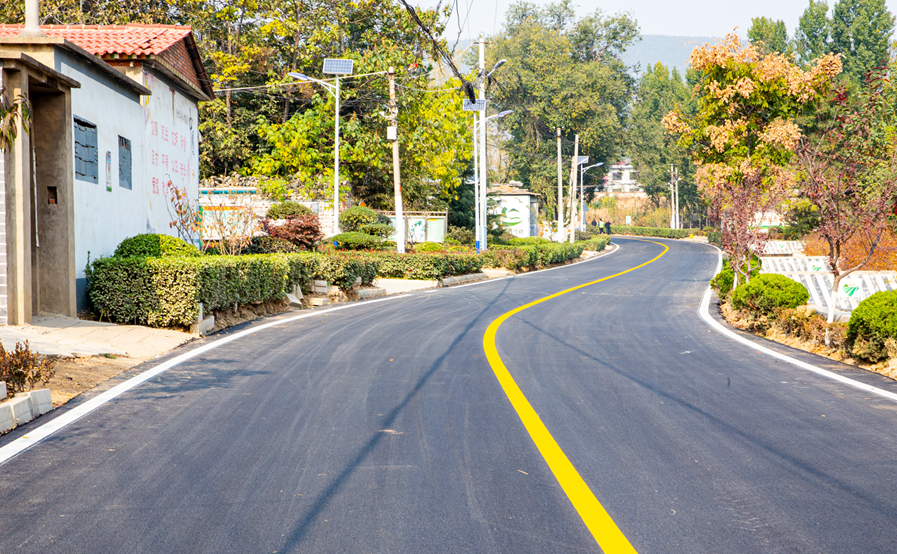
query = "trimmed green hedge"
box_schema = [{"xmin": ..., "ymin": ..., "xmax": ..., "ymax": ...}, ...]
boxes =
[
  {"xmin": 330, "ymin": 232, "xmax": 383, "ymax": 250},
  {"xmin": 614, "ymin": 226, "xmax": 701, "ymax": 239},
  {"xmin": 848, "ymin": 291, "xmax": 897, "ymax": 362},
  {"xmin": 86, "ymin": 252, "xmax": 376, "ymax": 327},
  {"xmin": 344, "ymin": 251, "xmax": 485, "ymax": 280},
  {"xmin": 114, "ymin": 234, "xmax": 201, "ymax": 258},
  {"xmin": 579, "ymin": 236, "xmax": 611, "ymax": 251},
  {"xmin": 484, "ymin": 242, "xmax": 585, "ymax": 270},
  {"xmin": 731, "ymin": 273, "xmax": 809, "ymax": 316},
  {"xmin": 508, "ymin": 236, "xmax": 550, "ymax": 245}
]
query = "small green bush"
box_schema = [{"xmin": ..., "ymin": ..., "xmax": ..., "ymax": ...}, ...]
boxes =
[
  {"xmin": 244, "ymin": 236, "xmax": 300, "ymax": 254},
  {"xmin": 339, "ymin": 206, "xmax": 380, "ymax": 232},
  {"xmin": 731, "ymin": 274, "xmax": 809, "ymax": 316},
  {"xmin": 415, "ymin": 242, "xmax": 446, "ymax": 252},
  {"xmin": 614, "ymin": 226, "xmax": 701, "ymax": 239},
  {"xmin": 579, "ymin": 236, "xmax": 610, "ymax": 251},
  {"xmin": 114, "ymin": 234, "xmax": 201, "ymax": 258},
  {"xmin": 266, "ymin": 200, "xmax": 313, "ymax": 219},
  {"xmin": 446, "ymin": 225, "xmax": 475, "ymax": 246},
  {"xmin": 360, "ymin": 223, "xmax": 395, "ymax": 238},
  {"xmin": 330, "ymin": 232, "xmax": 382, "ymax": 250},
  {"xmin": 847, "ymin": 291, "xmax": 897, "ymax": 362}
]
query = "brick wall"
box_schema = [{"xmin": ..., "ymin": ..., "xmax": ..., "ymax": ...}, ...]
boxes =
[{"xmin": 159, "ymin": 39, "xmax": 201, "ymax": 90}]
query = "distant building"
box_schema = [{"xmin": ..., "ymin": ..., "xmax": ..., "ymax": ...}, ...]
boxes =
[
  {"xmin": 603, "ymin": 159, "xmax": 643, "ymax": 194},
  {"xmin": 487, "ymin": 181, "xmax": 540, "ymax": 238},
  {"xmin": 0, "ymin": 23, "xmax": 212, "ymax": 323}
]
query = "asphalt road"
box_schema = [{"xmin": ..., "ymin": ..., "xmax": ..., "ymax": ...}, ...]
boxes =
[{"xmin": 2, "ymin": 238, "xmax": 896, "ymax": 553}]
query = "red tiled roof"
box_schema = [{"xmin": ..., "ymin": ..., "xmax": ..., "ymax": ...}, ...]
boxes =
[{"xmin": 0, "ymin": 24, "xmax": 192, "ymax": 56}]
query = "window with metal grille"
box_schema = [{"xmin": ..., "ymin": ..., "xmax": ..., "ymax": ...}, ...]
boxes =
[
  {"xmin": 74, "ymin": 118, "xmax": 98, "ymax": 183},
  {"xmin": 118, "ymin": 136, "xmax": 132, "ymax": 190}
]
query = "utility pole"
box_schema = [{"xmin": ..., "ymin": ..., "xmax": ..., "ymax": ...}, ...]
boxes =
[
  {"xmin": 472, "ymin": 112, "xmax": 480, "ymax": 252},
  {"xmin": 670, "ymin": 164, "xmax": 675, "ymax": 230},
  {"xmin": 387, "ymin": 67, "xmax": 405, "ymax": 253},
  {"xmin": 568, "ymin": 134, "xmax": 579, "ymax": 243},
  {"xmin": 557, "ymin": 128, "xmax": 563, "ymax": 242},
  {"xmin": 478, "ymin": 38, "xmax": 489, "ymax": 251}
]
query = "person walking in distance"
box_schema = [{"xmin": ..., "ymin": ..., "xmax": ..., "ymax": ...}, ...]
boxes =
[
  {"xmin": 604, "ymin": 219, "xmax": 611, "ymax": 236},
  {"xmin": 597, "ymin": 219, "xmax": 604, "ymax": 234}
]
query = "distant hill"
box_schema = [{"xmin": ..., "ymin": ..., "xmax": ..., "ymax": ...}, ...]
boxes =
[{"xmin": 622, "ymin": 35, "xmax": 715, "ymax": 75}]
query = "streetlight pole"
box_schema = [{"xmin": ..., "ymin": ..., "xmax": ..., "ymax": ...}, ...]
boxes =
[
  {"xmin": 471, "ymin": 110, "xmax": 512, "ymax": 251},
  {"xmin": 478, "ymin": 39, "xmax": 488, "ymax": 251},
  {"xmin": 289, "ymin": 59, "xmax": 360, "ymax": 236},
  {"xmin": 580, "ymin": 162, "xmax": 603, "ymax": 231},
  {"xmin": 472, "ymin": 112, "xmax": 480, "ymax": 251},
  {"xmin": 387, "ymin": 66, "xmax": 405, "ymax": 253}
]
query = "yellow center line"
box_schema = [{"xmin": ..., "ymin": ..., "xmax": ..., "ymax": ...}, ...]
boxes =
[{"xmin": 482, "ymin": 240, "xmax": 669, "ymax": 553}]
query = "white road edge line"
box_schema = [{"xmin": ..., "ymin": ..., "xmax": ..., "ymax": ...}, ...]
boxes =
[
  {"xmin": 0, "ymin": 294, "xmax": 412, "ymax": 466},
  {"xmin": 699, "ymin": 245, "xmax": 897, "ymax": 403}
]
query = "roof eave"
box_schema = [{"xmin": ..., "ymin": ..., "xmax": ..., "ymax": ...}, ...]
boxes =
[{"xmin": 0, "ymin": 36, "xmax": 150, "ymax": 96}]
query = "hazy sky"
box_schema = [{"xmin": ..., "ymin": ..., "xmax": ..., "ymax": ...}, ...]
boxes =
[{"xmin": 434, "ymin": 0, "xmax": 897, "ymax": 40}]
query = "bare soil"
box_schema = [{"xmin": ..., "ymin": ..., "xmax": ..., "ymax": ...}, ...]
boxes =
[
  {"xmin": 718, "ymin": 301, "xmax": 897, "ymax": 381},
  {"xmin": 45, "ymin": 355, "xmax": 144, "ymax": 407}
]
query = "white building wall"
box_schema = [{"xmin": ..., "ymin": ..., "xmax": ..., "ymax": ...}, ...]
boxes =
[{"xmin": 54, "ymin": 52, "xmax": 199, "ymax": 309}]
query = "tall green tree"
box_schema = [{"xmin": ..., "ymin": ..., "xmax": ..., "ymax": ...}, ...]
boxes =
[
  {"xmin": 629, "ymin": 63, "xmax": 701, "ymax": 222},
  {"xmin": 795, "ymin": 0, "xmax": 832, "ymax": 65},
  {"xmin": 831, "ymin": 0, "xmax": 895, "ymax": 80},
  {"xmin": 487, "ymin": 0, "xmax": 639, "ymax": 219},
  {"xmin": 747, "ymin": 17, "xmax": 791, "ymax": 55}
]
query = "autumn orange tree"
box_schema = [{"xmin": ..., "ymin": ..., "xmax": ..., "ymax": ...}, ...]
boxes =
[
  {"xmin": 796, "ymin": 71, "xmax": 897, "ymax": 339},
  {"xmin": 664, "ymin": 33, "xmax": 841, "ymax": 287}
]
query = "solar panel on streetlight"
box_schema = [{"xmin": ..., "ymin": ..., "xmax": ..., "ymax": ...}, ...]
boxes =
[
  {"xmin": 463, "ymin": 99, "xmax": 486, "ymax": 111},
  {"xmin": 323, "ymin": 58, "xmax": 354, "ymax": 75},
  {"xmin": 577, "ymin": 156, "xmax": 589, "ymax": 165}
]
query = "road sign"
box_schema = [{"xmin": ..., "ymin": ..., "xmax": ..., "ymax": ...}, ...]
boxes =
[{"xmin": 463, "ymin": 99, "xmax": 486, "ymax": 111}]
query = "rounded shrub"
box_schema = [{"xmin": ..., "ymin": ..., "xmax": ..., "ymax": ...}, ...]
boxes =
[
  {"xmin": 731, "ymin": 274, "xmax": 809, "ymax": 316},
  {"xmin": 339, "ymin": 206, "xmax": 379, "ymax": 232},
  {"xmin": 847, "ymin": 291, "xmax": 897, "ymax": 362},
  {"xmin": 330, "ymin": 232, "xmax": 382, "ymax": 250},
  {"xmin": 266, "ymin": 200, "xmax": 313, "ymax": 219},
  {"xmin": 114, "ymin": 234, "xmax": 200, "ymax": 258},
  {"xmin": 445, "ymin": 225, "xmax": 475, "ymax": 246},
  {"xmin": 360, "ymin": 222, "xmax": 395, "ymax": 238}
]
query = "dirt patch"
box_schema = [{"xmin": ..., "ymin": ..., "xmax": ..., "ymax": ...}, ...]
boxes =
[{"xmin": 43, "ymin": 355, "xmax": 144, "ymax": 407}]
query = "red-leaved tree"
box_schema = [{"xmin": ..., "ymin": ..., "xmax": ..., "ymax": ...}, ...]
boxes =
[{"xmin": 796, "ymin": 71, "xmax": 897, "ymax": 342}]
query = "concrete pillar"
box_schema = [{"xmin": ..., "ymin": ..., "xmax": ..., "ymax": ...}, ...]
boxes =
[{"xmin": 5, "ymin": 68, "xmax": 33, "ymax": 324}]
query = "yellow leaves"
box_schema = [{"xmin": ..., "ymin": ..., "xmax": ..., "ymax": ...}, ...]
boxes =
[
  {"xmin": 661, "ymin": 110, "xmax": 690, "ymax": 135},
  {"xmin": 759, "ymin": 118, "xmax": 801, "ymax": 150},
  {"xmin": 688, "ymin": 32, "xmax": 759, "ymax": 71}
]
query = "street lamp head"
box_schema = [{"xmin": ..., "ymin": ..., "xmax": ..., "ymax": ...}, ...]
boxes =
[
  {"xmin": 497, "ymin": 110, "xmax": 513, "ymax": 118},
  {"xmin": 486, "ymin": 59, "xmax": 508, "ymax": 78},
  {"xmin": 288, "ymin": 72, "xmax": 309, "ymax": 81}
]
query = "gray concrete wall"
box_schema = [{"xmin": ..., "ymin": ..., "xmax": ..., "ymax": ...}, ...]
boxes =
[
  {"xmin": 33, "ymin": 88, "xmax": 76, "ymax": 317},
  {"xmin": 0, "ymin": 149, "xmax": 7, "ymax": 325}
]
